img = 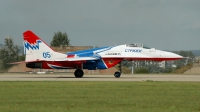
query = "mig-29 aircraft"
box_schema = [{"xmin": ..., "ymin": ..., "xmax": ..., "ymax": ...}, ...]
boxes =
[{"xmin": 22, "ymin": 30, "xmax": 182, "ymax": 78}]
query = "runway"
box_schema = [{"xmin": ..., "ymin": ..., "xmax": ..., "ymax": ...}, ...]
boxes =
[{"xmin": 0, "ymin": 74, "xmax": 200, "ymax": 81}]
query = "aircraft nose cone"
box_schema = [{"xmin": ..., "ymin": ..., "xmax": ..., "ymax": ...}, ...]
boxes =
[
  {"xmin": 158, "ymin": 50, "xmax": 183, "ymax": 60},
  {"xmin": 166, "ymin": 52, "xmax": 183, "ymax": 60}
]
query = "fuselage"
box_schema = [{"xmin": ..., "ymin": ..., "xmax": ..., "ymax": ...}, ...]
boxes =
[
  {"xmin": 26, "ymin": 44, "xmax": 182, "ymax": 70},
  {"xmin": 23, "ymin": 30, "xmax": 183, "ymax": 78},
  {"xmin": 97, "ymin": 44, "xmax": 182, "ymax": 61}
]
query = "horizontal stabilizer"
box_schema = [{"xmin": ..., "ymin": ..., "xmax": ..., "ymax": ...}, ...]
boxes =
[
  {"xmin": 8, "ymin": 60, "xmax": 46, "ymax": 64},
  {"xmin": 7, "ymin": 61, "xmax": 26, "ymax": 64}
]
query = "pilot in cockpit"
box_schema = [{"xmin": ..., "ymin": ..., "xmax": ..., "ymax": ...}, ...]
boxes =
[{"xmin": 126, "ymin": 44, "xmax": 137, "ymax": 47}]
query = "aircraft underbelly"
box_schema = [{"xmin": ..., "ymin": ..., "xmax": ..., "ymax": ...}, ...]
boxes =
[{"xmin": 41, "ymin": 61, "xmax": 82, "ymax": 69}]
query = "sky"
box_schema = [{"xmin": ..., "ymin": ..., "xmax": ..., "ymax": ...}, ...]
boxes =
[{"xmin": 0, "ymin": 0, "xmax": 200, "ymax": 51}]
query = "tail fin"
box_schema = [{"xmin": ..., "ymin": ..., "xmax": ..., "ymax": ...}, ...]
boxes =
[
  {"xmin": 23, "ymin": 30, "xmax": 54, "ymax": 52},
  {"xmin": 23, "ymin": 30, "xmax": 63, "ymax": 62}
]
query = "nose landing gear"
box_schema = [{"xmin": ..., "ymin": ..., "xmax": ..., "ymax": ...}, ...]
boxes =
[
  {"xmin": 114, "ymin": 71, "xmax": 121, "ymax": 78},
  {"xmin": 114, "ymin": 62, "xmax": 122, "ymax": 78}
]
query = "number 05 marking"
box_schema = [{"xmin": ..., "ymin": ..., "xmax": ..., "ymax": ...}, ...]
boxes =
[{"xmin": 43, "ymin": 52, "xmax": 51, "ymax": 58}]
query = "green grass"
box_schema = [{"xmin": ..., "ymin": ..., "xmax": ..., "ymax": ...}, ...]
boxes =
[{"xmin": 0, "ymin": 82, "xmax": 200, "ymax": 112}]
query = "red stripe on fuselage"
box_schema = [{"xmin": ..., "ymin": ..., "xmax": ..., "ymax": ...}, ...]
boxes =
[
  {"xmin": 67, "ymin": 54, "xmax": 75, "ymax": 58},
  {"xmin": 102, "ymin": 57, "xmax": 182, "ymax": 61}
]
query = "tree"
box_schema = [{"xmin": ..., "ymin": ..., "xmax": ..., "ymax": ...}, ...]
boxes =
[
  {"xmin": 0, "ymin": 36, "xmax": 19, "ymax": 71},
  {"xmin": 50, "ymin": 31, "xmax": 70, "ymax": 47}
]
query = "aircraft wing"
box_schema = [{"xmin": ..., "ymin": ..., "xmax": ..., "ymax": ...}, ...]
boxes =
[{"xmin": 64, "ymin": 57, "xmax": 99, "ymax": 61}]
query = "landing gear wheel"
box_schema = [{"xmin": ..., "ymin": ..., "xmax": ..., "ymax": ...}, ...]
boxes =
[
  {"xmin": 74, "ymin": 69, "xmax": 84, "ymax": 78},
  {"xmin": 114, "ymin": 72, "xmax": 121, "ymax": 78}
]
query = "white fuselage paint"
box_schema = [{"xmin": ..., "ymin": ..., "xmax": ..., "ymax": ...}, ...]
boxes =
[{"xmin": 96, "ymin": 45, "xmax": 182, "ymax": 60}]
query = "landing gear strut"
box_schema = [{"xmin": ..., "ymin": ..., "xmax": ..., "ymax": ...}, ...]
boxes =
[
  {"xmin": 74, "ymin": 69, "xmax": 84, "ymax": 78},
  {"xmin": 114, "ymin": 62, "xmax": 122, "ymax": 78}
]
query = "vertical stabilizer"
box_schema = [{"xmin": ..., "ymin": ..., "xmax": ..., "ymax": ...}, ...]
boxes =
[{"xmin": 23, "ymin": 30, "xmax": 64, "ymax": 62}]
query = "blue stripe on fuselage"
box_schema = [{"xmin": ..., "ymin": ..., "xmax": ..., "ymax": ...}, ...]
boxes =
[
  {"xmin": 96, "ymin": 59, "xmax": 107, "ymax": 69},
  {"xmin": 66, "ymin": 46, "xmax": 110, "ymax": 57}
]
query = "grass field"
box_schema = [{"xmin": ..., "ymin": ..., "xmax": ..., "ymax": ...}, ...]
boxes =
[{"xmin": 0, "ymin": 82, "xmax": 200, "ymax": 112}]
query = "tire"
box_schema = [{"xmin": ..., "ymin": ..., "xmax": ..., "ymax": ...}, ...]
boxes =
[
  {"xmin": 114, "ymin": 71, "xmax": 121, "ymax": 78},
  {"xmin": 74, "ymin": 69, "xmax": 84, "ymax": 78}
]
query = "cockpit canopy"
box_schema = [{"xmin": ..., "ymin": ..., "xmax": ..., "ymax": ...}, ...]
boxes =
[{"xmin": 126, "ymin": 43, "xmax": 151, "ymax": 49}]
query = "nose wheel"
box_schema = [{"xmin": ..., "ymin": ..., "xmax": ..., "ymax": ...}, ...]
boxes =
[
  {"xmin": 114, "ymin": 72, "xmax": 121, "ymax": 78},
  {"xmin": 114, "ymin": 62, "xmax": 122, "ymax": 78}
]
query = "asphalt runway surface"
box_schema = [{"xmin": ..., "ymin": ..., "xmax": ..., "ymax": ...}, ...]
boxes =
[{"xmin": 0, "ymin": 73, "xmax": 200, "ymax": 81}]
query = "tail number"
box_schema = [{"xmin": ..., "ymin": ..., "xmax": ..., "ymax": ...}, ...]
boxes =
[{"xmin": 43, "ymin": 52, "xmax": 51, "ymax": 58}]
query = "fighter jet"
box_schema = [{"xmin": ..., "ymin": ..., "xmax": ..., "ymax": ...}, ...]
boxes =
[{"xmin": 23, "ymin": 30, "xmax": 182, "ymax": 78}]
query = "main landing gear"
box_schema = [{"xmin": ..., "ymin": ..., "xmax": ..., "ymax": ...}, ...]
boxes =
[
  {"xmin": 74, "ymin": 69, "xmax": 84, "ymax": 78},
  {"xmin": 114, "ymin": 62, "xmax": 122, "ymax": 78}
]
